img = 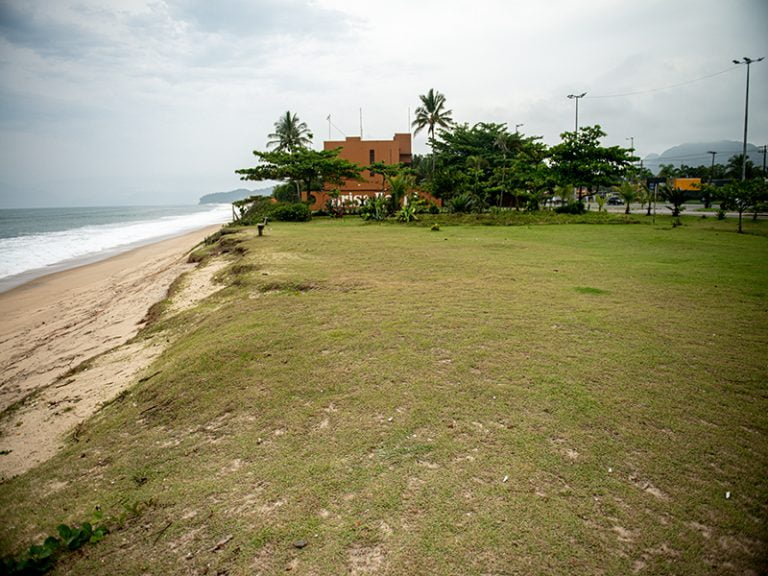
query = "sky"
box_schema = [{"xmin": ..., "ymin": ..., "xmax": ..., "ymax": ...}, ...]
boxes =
[{"xmin": 0, "ymin": 0, "xmax": 766, "ymax": 207}]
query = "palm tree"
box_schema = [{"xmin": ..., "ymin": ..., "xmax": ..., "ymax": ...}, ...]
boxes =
[
  {"xmin": 267, "ymin": 111, "xmax": 313, "ymax": 152},
  {"xmin": 614, "ymin": 181, "xmax": 638, "ymax": 214},
  {"xmin": 412, "ymin": 89, "xmax": 453, "ymax": 172}
]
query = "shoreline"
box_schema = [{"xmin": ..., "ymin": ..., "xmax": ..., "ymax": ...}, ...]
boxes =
[
  {"xmin": 0, "ymin": 224, "xmax": 223, "ymax": 479},
  {"xmin": 0, "ymin": 221, "xmax": 228, "ymax": 294}
]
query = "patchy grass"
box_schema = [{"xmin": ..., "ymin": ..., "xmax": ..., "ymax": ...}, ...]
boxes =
[{"xmin": 1, "ymin": 216, "xmax": 767, "ymax": 575}]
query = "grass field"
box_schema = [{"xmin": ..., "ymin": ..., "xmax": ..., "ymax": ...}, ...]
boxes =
[{"xmin": 1, "ymin": 215, "xmax": 767, "ymax": 575}]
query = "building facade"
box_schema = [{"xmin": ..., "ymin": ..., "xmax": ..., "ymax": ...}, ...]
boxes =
[{"xmin": 303, "ymin": 133, "xmax": 414, "ymax": 211}]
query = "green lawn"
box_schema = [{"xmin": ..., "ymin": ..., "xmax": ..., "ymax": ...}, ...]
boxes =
[{"xmin": 2, "ymin": 215, "xmax": 767, "ymax": 575}]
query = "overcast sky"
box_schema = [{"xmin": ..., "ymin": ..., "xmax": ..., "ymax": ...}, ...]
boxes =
[{"xmin": 0, "ymin": 0, "xmax": 766, "ymax": 207}]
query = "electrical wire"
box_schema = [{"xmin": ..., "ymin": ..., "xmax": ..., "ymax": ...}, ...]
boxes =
[{"xmin": 586, "ymin": 65, "xmax": 740, "ymax": 99}]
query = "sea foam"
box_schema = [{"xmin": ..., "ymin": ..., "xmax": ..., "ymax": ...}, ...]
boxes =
[{"xmin": 0, "ymin": 204, "xmax": 232, "ymax": 288}]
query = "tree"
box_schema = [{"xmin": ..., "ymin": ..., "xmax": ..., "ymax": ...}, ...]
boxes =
[
  {"xmin": 725, "ymin": 154, "xmax": 756, "ymax": 180},
  {"xmin": 717, "ymin": 179, "xmax": 768, "ymax": 233},
  {"xmin": 659, "ymin": 182, "xmax": 687, "ymax": 225},
  {"xmin": 236, "ymin": 148, "xmax": 361, "ymax": 203},
  {"xmin": 548, "ymin": 125, "xmax": 636, "ymax": 200},
  {"xmin": 657, "ymin": 164, "xmax": 680, "ymax": 179},
  {"xmin": 614, "ymin": 181, "xmax": 638, "ymax": 214},
  {"xmin": 267, "ymin": 111, "xmax": 313, "ymax": 153},
  {"xmin": 465, "ymin": 155, "xmax": 489, "ymax": 210},
  {"xmin": 412, "ymin": 89, "xmax": 453, "ymax": 172}
]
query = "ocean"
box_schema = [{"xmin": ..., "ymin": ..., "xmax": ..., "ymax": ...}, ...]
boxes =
[{"xmin": 0, "ymin": 204, "xmax": 232, "ymax": 292}]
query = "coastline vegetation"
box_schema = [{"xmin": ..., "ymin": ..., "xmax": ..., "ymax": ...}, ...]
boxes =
[
  {"xmin": 234, "ymin": 99, "xmax": 767, "ymax": 232},
  {"xmin": 1, "ymin": 216, "xmax": 766, "ymax": 574}
]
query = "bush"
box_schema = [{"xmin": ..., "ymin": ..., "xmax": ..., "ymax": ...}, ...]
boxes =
[
  {"xmin": 554, "ymin": 201, "xmax": 586, "ymax": 215},
  {"xmin": 269, "ymin": 202, "xmax": 312, "ymax": 222},
  {"xmin": 447, "ymin": 192, "xmax": 474, "ymax": 213}
]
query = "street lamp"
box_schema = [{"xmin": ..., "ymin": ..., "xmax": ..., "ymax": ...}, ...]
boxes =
[
  {"xmin": 626, "ymin": 136, "xmax": 635, "ymax": 165},
  {"xmin": 567, "ymin": 92, "xmax": 587, "ymax": 134},
  {"xmin": 733, "ymin": 56, "xmax": 764, "ymax": 181},
  {"xmin": 515, "ymin": 123, "xmax": 524, "ymax": 134}
]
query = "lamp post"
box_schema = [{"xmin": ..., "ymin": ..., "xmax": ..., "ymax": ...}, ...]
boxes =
[
  {"xmin": 626, "ymin": 136, "xmax": 635, "ymax": 166},
  {"xmin": 515, "ymin": 123, "xmax": 524, "ymax": 134},
  {"xmin": 733, "ymin": 57, "xmax": 764, "ymax": 181},
  {"xmin": 567, "ymin": 92, "xmax": 587, "ymax": 134}
]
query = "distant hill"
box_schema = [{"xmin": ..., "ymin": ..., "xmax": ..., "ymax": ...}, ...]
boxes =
[
  {"xmin": 643, "ymin": 141, "xmax": 762, "ymax": 174},
  {"xmin": 199, "ymin": 187, "xmax": 273, "ymax": 205}
]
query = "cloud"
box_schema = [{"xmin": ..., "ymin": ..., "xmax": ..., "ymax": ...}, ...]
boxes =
[
  {"xmin": 164, "ymin": 0, "xmax": 354, "ymax": 39},
  {"xmin": 0, "ymin": 0, "xmax": 766, "ymax": 207}
]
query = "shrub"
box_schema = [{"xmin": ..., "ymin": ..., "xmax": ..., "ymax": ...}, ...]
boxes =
[
  {"xmin": 554, "ymin": 201, "xmax": 586, "ymax": 215},
  {"xmin": 447, "ymin": 192, "xmax": 474, "ymax": 213},
  {"xmin": 359, "ymin": 196, "xmax": 389, "ymax": 221},
  {"xmin": 269, "ymin": 202, "xmax": 312, "ymax": 222}
]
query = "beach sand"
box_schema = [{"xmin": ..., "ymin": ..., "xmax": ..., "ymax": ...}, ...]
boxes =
[{"xmin": 0, "ymin": 225, "xmax": 225, "ymax": 479}]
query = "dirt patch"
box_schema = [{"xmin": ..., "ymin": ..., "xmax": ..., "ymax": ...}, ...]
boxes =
[
  {"xmin": 348, "ymin": 545, "xmax": 385, "ymax": 575},
  {"xmin": 166, "ymin": 258, "xmax": 230, "ymax": 316}
]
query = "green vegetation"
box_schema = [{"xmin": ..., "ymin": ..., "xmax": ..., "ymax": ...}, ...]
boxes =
[
  {"xmin": 412, "ymin": 88, "xmax": 453, "ymax": 172},
  {"xmin": 1, "ymin": 217, "xmax": 766, "ymax": 575},
  {"xmin": 717, "ymin": 179, "xmax": 768, "ymax": 233},
  {"xmin": 266, "ymin": 111, "xmax": 313, "ymax": 153},
  {"xmin": 1, "ymin": 513, "xmax": 108, "ymax": 575},
  {"xmin": 236, "ymin": 148, "xmax": 361, "ymax": 204}
]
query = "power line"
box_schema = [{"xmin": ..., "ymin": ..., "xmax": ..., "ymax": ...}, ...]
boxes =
[{"xmin": 586, "ymin": 65, "xmax": 740, "ymax": 99}]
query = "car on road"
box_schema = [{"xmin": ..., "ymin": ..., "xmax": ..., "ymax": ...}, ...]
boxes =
[{"xmin": 607, "ymin": 196, "xmax": 624, "ymax": 205}]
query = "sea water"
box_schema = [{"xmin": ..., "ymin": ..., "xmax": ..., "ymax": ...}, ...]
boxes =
[{"xmin": 0, "ymin": 204, "xmax": 232, "ymax": 292}]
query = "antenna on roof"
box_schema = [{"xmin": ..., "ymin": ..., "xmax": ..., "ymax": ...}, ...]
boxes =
[
  {"xmin": 359, "ymin": 108, "xmax": 363, "ymax": 139},
  {"xmin": 327, "ymin": 114, "xmax": 331, "ymax": 140}
]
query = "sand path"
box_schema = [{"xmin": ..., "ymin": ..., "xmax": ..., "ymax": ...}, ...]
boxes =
[{"xmin": 0, "ymin": 226, "xmax": 225, "ymax": 479}]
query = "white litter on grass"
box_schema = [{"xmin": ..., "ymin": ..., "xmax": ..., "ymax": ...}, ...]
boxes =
[
  {"xmin": 725, "ymin": 491, "xmax": 731, "ymax": 499},
  {"xmin": 502, "ymin": 475, "xmax": 509, "ymax": 483}
]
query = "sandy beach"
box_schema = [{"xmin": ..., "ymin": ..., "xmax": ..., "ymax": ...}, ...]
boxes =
[{"xmin": 0, "ymin": 225, "xmax": 224, "ymax": 479}]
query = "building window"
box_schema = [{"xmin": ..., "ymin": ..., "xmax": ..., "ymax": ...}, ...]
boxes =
[{"xmin": 369, "ymin": 150, "xmax": 375, "ymax": 164}]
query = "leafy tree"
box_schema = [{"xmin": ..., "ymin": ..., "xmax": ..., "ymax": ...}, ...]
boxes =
[
  {"xmin": 549, "ymin": 125, "xmax": 635, "ymax": 200},
  {"xmin": 237, "ymin": 148, "xmax": 361, "ymax": 203},
  {"xmin": 412, "ymin": 89, "xmax": 453, "ymax": 171},
  {"xmin": 272, "ymin": 182, "xmax": 296, "ymax": 203},
  {"xmin": 717, "ymin": 179, "xmax": 768, "ymax": 233},
  {"xmin": 267, "ymin": 111, "xmax": 313, "ymax": 152},
  {"xmin": 429, "ymin": 122, "xmax": 548, "ymax": 209}
]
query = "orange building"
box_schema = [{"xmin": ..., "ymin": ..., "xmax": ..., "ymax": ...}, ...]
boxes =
[{"xmin": 303, "ymin": 133, "xmax": 414, "ymax": 211}]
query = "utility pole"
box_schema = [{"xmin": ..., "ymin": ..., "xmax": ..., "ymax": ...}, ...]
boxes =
[
  {"xmin": 707, "ymin": 151, "xmax": 717, "ymax": 182},
  {"xmin": 515, "ymin": 123, "xmax": 524, "ymax": 135},
  {"xmin": 705, "ymin": 150, "xmax": 717, "ymax": 209},
  {"xmin": 567, "ymin": 93, "xmax": 587, "ymax": 134},
  {"xmin": 733, "ymin": 56, "xmax": 764, "ymax": 181},
  {"xmin": 759, "ymin": 145, "xmax": 767, "ymax": 177}
]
